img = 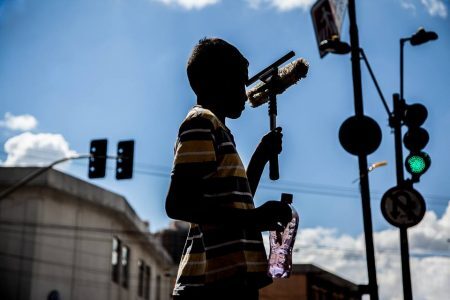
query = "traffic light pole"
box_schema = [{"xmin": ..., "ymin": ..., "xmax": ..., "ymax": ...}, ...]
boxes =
[
  {"xmin": 395, "ymin": 38, "xmax": 414, "ymax": 300},
  {"xmin": 348, "ymin": 1, "xmax": 379, "ymax": 299},
  {"xmin": 393, "ymin": 94, "xmax": 405, "ymax": 185}
]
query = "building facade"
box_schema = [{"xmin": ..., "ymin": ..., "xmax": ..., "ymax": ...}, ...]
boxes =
[
  {"xmin": 260, "ymin": 264, "xmax": 362, "ymax": 300},
  {"xmin": 0, "ymin": 167, "xmax": 175, "ymax": 300}
]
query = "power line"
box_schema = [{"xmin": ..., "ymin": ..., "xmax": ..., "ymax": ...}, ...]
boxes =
[{"xmin": 1, "ymin": 150, "xmax": 449, "ymax": 206}]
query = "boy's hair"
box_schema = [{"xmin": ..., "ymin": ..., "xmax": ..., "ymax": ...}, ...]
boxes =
[{"xmin": 187, "ymin": 38, "xmax": 249, "ymax": 98}]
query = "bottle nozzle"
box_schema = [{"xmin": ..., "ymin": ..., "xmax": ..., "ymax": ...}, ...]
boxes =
[{"xmin": 281, "ymin": 193, "xmax": 293, "ymax": 204}]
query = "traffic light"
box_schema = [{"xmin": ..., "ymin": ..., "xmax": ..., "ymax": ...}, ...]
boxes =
[
  {"xmin": 116, "ymin": 140, "xmax": 134, "ymax": 180},
  {"xmin": 89, "ymin": 139, "xmax": 108, "ymax": 178},
  {"xmin": 402, "ymin": 103, "xmax": 431, "ymax": 182}
]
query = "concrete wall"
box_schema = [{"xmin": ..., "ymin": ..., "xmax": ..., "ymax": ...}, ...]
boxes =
[
  {"xmin": 0, "ymin": 168, "xmax": 174, "ymax": 300},
  {"xmin": 0, "ymin": 188, "xmax": 40, "ymax": 300}
]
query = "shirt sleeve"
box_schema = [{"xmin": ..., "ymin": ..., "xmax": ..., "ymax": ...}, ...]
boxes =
[{"xmin": 172, "ymin": 116, "xmax": 217, "ymax": 178}]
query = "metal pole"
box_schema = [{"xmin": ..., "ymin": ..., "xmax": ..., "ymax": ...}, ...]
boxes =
[
  {"xmin": 393, "ymin": 94, "xmax": 405, "ymax": 183},
  {"xmin": 268, "ymin": 93, "xmax": 279, "ymax": 180},
  {"xmin": 348, "ymin": 1, "xmax": 379, "ymax": 299},
  {"xmin": 400, "ymin": 40, "xmax": 405, "ymax": 101},
  {"xmin": 399, "ymin": 38, "xmax": 410, "ymax": 102},
  {"xmin": 359, "ymin": 49, "xmax": 391, "ymax": 116},
  {"xmin": 397, "ymin": 38, "xmax": 414, "ymax": 300},
  {"xmin": 400, "ymin": 227, "xmax": 413, "ymax": 300}
]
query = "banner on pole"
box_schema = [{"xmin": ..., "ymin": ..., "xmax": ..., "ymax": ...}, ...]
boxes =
[{"xmin": 311, "ymin": 0, "xmax": 348, "ymax": 58}]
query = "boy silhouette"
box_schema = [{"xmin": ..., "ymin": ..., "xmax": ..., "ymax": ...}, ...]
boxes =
[{"xmin": 166, "ymin": 38, "xmax": 292, "ymax": 300}]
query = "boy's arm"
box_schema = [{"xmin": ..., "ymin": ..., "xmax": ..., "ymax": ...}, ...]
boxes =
[
  {"xmin": 247, "ymin": 127, "xmax": 282, "ymax": 196},
  {"xmin": 165, "ymin": 174, "xmax": 290, "ymax": 231}
]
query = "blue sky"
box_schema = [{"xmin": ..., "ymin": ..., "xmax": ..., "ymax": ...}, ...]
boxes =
[{"xmin": 1, "ymin": 0, "xmax": 449, "ymax": 298}]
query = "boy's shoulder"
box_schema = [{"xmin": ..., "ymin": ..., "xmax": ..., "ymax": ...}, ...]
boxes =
[{"xmin": 183, "ymin": 106, "xmax": 225, "ymax": 131}]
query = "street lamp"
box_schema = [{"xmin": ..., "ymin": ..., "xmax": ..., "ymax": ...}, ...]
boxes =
[
  {"xmin": 319, "ymin": 35, "xmax": 351, "ymax": 55},
  {"xmin": 400, "ymin": 27, "xmax": 439, "ymax": 100}
]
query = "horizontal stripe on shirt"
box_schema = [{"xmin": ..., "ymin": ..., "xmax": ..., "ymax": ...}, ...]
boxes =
[
  {"xmin": 203, "ymin": 191, "xmax": 252, "ymax": 198},
  {"xmin": 204, "ymin": 239, "xmax": 263, "ymax": 251},
  {"xmin": 179, "ymin": 250, "xmax": 267, "ymax": 275}
]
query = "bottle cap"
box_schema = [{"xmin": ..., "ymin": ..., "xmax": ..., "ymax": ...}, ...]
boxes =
[{"xmin": 281, "ymin": 193, "xmax": 293, "ymax": 204}]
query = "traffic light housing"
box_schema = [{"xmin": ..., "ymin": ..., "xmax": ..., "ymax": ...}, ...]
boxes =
[
  {"xmin": 116, "ymin": 140, "xmax": 134, "ymax": 180},
  {"xmin": 88, "ymin": 139, "xmax": 108, "ymax": 178},
  {"xmin": 402, "ymin": 103, "xmax": 431, "ymax": 182}
]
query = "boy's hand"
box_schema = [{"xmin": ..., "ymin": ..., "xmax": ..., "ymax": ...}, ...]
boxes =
[
  {"xmin": 253, "ymin": 200, "xmax": 292, "ymax": 231},
  {"xmin": 255, "ymin": 127, "xmax": 283, "ymax": 162}
]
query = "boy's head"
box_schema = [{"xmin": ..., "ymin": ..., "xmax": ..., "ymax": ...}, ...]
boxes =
[{"xmin": 187, "ymin": 38, "xmax": 249, "ymax": 118}]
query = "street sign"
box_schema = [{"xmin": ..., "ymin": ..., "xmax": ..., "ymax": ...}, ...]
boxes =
[
  {"xmin": 311, "ymin": 0, "xmax": 347, "ymax": 58},
  {"xmin": 381, "ymin": 186, "xmax": 426, "ymax": 228}
]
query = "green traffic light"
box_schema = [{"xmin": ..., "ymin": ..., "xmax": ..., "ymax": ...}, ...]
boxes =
[
  {"xmin": 407, "ymin": 155, "xmax": 426, "ymax": 173},
  {"xmin": 405, "ymin": 152, "xmax": 431, "ymax": 176}
]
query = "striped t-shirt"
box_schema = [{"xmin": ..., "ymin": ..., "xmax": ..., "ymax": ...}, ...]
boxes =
[{"xmin": 171, "ymin": 106, "xmax": 271, "ymax": 295}]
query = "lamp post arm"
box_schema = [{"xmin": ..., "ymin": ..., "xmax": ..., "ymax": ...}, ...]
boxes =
[
  {"xmin": 400, "ymin": 38, "xmax": 411, "ymax": 101},
  {"xmin": 0, "ymin": 154, "xmax": 102, "ymax": 201},
  {"xmin": 359, "ymin": 48, "xmax": 392, "ymax": 117}
]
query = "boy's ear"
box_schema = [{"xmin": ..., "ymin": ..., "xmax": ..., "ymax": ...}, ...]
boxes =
[{"xmin": 204, "ymin": 74, "xmax": 222, "ymax": 92}]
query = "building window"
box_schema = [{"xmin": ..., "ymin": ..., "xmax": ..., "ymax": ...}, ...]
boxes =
[
  {"xmin": 137, "ymin": 259, "xmax": 152, "ymax": 299},
  {"xmin": 156, "ymin": 275, "xmax": 161, "ymax": 300},
  {"xmin": 312, "ymin": 285, "xmax": 328, "ymax": 300},
  {"xmin": 121, "ymin": 245, "xmax": 130, "ymax": 288},
  {"xmin": 138, "ymin": 260, "xmax": 145, "ymax": 297},
  {"xmin": 112, "ymin": 237, "xmax": 131, "ymax": 288},
  {"xmin": 111, "ymin": 236, "xmax": 121, "ymax": 283},
  {"xmin": 144, "ymin": 265, "xmax": 151, "ymax": 300},
  {"xmin": 332, "ymin": 292, "xmax": 345, "ymax": 299}
]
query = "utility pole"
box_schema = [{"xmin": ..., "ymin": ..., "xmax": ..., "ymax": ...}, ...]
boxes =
[
  {"xmin": 386, "ymin": 28, "xmax": 437, "ymax": 300},
  {"xmin": 316, "ymin": 1, "xmax": 380, "ymax": 297},
  {"xmin": 392, "ymin": 93, "xmax": 413, "ymax": 300},
  {"xmin": 347, "ymin": 1, "xmax": 379, "ymax": 298}
]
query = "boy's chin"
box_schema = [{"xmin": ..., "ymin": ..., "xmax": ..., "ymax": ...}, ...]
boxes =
[{"xmin": 227, "ymin": 109, "xmax": 243, "ymax": 119}]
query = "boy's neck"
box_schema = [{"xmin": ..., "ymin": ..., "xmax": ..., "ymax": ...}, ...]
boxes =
[{"xmin": 197, "ymin": 102, "xmax": 226, "ymax": 125}]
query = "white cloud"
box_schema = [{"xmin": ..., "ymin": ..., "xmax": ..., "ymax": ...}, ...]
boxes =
[
  {"xmin": 154, "ymin": 0, "xmax": 220, "ymax": 10},
  {"xmin": 2, "ymin": 132, "xmax": 77, "ymax": 167},
  {"xmin": 246, "ymin": 0, "xmax": 315, "ymax": 11},
  {"xmin": 400, "ymin": 0, "xmax": 417, "ymax": 13},
  {"xmin": 249, "ymin": 0, "xmax": 448, "ymax": 17},
  {"xmin": 420, "ymin": 0, "xmax": 447, "ymax": 18},
  {"xmin": 0, "ymin": 112, "xmax": 38, "ymax": 131},
  {"xmin": 247, "ymin": 0, "xmax": 263, "ymax": 9},
  {"xmin": 399, "ymin": 0, "xmax": 448, "ymax": 18},
  {"xmin": 264, "ymin": 202, "xmax": 450, "ymax": 299}
]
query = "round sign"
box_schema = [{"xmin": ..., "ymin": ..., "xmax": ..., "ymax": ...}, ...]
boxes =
[
  {"xmin": 381, "ymin": 186, "xmax": 426, "ymax": 228},
  {"xmin": 339, "ymin": 115, "xmax": 382, "ymax": 156}
]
